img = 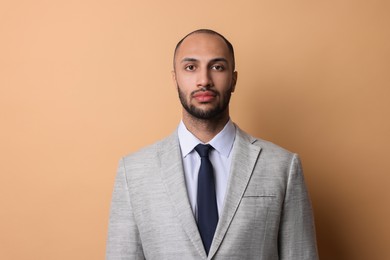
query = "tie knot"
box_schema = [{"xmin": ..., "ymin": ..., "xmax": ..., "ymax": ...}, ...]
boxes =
[{"xmin": 194, "ymin": 144, "xmax": 212, "ymax": 158}]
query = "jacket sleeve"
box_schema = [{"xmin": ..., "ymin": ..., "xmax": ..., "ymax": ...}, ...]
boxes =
[
  {"xmin": 278, "ymin": 154, "xmax": 319, "ymax": 260},
  {"xmin": 106, "ymin": 158, "xmax": 145, "ymax": 260}
]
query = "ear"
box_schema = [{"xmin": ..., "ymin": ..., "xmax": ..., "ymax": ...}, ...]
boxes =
[
  {"xmin": 171, "ymin": 70, "xmax": 177, "ymax": 87},
  {"xmin": 231, "ymin": 71, "xmax": 238, "ymax": 93}
]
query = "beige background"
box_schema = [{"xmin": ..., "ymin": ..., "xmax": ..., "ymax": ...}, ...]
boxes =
[{"xmin": 1, "ymin": 0, "xmax": 389, "ymax": 259}]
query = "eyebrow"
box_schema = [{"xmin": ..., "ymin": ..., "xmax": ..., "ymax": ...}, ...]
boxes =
[
  {"xmin": 181, "ymin": 57, "xmax": 198, "ymax": 63},
  {"xmin": 180, "ymin": 57, "xmax": 229, "ymax": 64}
]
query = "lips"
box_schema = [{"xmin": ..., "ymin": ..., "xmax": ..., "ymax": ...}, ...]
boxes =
[{"xmin": 193, "ymin": 91, "xmax": 217, "ymax": 102}]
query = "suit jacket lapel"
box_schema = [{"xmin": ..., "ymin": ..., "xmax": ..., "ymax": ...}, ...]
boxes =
[
  {"xmin": 208, "ymin": 126, "xmax": 262, "ymax": 259},
  {"xmin": 159, "ymin": 132, "xmax": 207, "ymax": 259}
]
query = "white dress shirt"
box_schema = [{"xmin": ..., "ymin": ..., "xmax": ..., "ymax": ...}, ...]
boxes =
[{"xmin": 177, "ymin": 119, "xmax": 236, "ymax": 219}]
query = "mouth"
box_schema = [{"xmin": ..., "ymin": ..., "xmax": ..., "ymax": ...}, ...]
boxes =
[{"xmin": 192, "ymin": 90, "xmax": 217, "ymax": 103}]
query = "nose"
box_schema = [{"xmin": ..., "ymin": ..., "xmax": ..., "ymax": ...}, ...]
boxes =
[{"xmin": 196, "ymin": 67, "xmax": 213, "ymax": 89}]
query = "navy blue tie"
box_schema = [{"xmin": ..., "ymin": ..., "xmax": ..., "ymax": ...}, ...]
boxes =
[{"xmin": 195, "ymin": 144, "xmax": 218, "ymax": 255}]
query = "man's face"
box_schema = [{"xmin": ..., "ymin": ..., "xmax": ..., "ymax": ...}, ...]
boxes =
[{"xmin": 173, "ymin": 33, "xmax": 237, "ymax": 120}]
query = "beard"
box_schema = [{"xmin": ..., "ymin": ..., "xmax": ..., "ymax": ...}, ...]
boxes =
[{"xmin": 177, "ymin": 85, "xmax": 233, "ymax": 120}]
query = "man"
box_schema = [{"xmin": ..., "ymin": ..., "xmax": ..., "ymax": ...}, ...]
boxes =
[{"xmin": 106, "ymin": 29, "xmax": 318, "ymax": 260}]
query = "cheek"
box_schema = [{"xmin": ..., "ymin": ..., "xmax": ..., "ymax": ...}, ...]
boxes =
[
  {"xmin": 213, "ymin": 72, "xmax": 231, "ymax": 83},
  {"xmin": 177, "ymin": 83, "xmax": 191, "ymax": 99},
  {"xmin": 176, "ymin": 72, "xmax": 195, "ymax": 83},
  {"xmin": 215, "ymin": 77, "xmax": 233, "ymax": 92},
  {"xmin": 176, "ymin": 77, "xmax": 192, "ymax": 90}
]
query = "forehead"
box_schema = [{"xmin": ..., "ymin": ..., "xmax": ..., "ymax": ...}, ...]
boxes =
[{"xmin": 175, "ymin": 33, "xmax": 231, "ymax": 62}]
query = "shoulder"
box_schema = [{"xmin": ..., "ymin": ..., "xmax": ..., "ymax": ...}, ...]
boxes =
[
  {"xmin": 235, "ymin": 125, "xmax": 299, "ymax": 167},
  {"xmin": 234, "ymin": 125, "xmax": 303, "ymax": 184},
  {"xmin": 236, "ymin": 125, "xmax": 295, "ymax": 155},
  {"xmin": 120, "ymin": 131, "xmax": 179, "ymax": 166}
]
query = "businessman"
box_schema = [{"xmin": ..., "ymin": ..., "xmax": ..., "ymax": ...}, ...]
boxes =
[{"xmin": 106, "ymin": 29, "xmax": 318, "ymax": 259}]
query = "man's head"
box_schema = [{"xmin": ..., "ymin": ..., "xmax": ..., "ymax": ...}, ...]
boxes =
[
  {"xmin": 172, "ymin": 29, "xmax": 237, "ymax": 121},
  {"xmin": 173, "ymin": 29, "xmax": 236, "ymax": 71}
]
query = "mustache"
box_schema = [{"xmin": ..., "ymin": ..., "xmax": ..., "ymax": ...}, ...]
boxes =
[{"xmin": 191, "ymin": 88, "xmax": 219, "ymax": 96}]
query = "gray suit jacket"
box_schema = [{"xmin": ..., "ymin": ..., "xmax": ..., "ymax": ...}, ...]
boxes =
[{"xmin": 106, "ymin": 126, "xmax": 318, "ymax": 260}]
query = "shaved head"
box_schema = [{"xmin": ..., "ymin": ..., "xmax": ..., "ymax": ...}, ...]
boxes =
[{"xmin": 173, "ymin": 29, "xmax": 235, "ymax": 71}]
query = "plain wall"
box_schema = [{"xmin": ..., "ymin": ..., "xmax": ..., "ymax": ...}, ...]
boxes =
[{"xmin": 1, "ymin": 0, "xmax": 389, "ymax": 259}]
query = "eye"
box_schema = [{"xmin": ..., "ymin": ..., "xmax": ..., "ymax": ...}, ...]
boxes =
[
  {"xmin": 185, "ymin": 65, "xmax": 196, "ymax": 71},
  {"xmin": 211, "ymin": 65, "xmax": 225, "ymax": 71}
]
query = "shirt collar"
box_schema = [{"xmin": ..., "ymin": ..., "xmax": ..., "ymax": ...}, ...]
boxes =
[{"xmin": 178, "ymin": 119, "xmax": 236, "ymax": 158}]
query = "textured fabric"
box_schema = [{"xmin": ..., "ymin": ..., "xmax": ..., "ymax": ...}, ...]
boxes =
[
  {"xmin": 106, "ymin": 125, "xmax": 319, "ymax": 260},
  {"xmin": 178, "ymin": 120, "xmax": 235, "ymax": 216},
  {"xmin": 195, "ymin": 144, "xmax": 218, "ymax": 255}
]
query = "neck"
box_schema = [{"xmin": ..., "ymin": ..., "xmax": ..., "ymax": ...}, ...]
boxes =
[{"xmin": 182, "ymin": 109, "xmax": 230, "ymax": 143}]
